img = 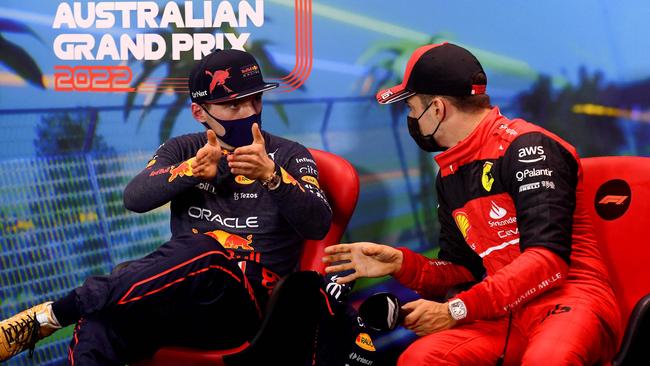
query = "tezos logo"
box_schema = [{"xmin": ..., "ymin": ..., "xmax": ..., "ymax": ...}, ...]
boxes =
[{"xmin": 595, "ymin": 179, "xmax": 631, "ymax": 220}]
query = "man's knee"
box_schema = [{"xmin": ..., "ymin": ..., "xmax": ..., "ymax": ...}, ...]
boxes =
[
  {"xmin": 397, "ymin": 338, "xmax": 450, "ymax": 366},
  {"xmin": 522, "ymin": 344, "xmax": 585, "ymax": 366}
]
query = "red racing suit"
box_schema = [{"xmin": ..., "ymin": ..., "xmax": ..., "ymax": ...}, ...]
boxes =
[{"xmin": 394, "ymin": 107, "xmax": 621, "ymax": 365}]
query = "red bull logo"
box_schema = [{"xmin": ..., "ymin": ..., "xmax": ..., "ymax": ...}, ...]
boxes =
[
  {"xmin": 355, "ymin": 333, "xmax": 376, "ymax": 352},
  {"xmin": 206, "ymin": 68, "xmax": 233, "ymax": 93},
  {"xmin": 205, "ymin": 230, "xmax": 254, "ymax": 251},
  {"xmin": 168, "ymin": 158, "xmax": 195, "ymax": 182},
  {"xmin": 280, "ymin": 167, "xmax": 305, "ymax": 192},
  {"xmin": 240, "ymin": 64, "xmax": 260, "ymax": 78}
]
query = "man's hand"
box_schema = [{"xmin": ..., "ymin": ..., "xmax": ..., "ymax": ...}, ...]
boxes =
[
  {"xmin": 193, "ymin": 129, "xmax": 221, "ymax": 180},
  {"xmin": 227, "ymin": 123, "xmax": 275, "ymax": 180},
  {"xmin": 402, "ymin": 299, "xmax": 456, "ymax": 336},
  {"xmin": 323, "ymin": 242, "xmax": 403, "ymax": 284}
]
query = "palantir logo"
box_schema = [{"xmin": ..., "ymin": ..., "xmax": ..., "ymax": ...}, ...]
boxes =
[{"xmin": 489, "ymin": 201, "xmax": 507, "ymax": 220}]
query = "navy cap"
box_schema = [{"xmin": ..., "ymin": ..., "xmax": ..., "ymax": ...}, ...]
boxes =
[{"xmin": 189, "ymin": 49, "xmax": 278, "ymax": 104}]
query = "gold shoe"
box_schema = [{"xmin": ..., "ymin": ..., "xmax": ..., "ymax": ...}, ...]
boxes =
[{"xmin": 0, "ymin": 302, "xmax": 59, "ymax": 361}]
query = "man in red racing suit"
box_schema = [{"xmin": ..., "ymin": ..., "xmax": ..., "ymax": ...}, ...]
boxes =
[{"xmin": 323, "ymin": 43, "xmax": 621, "ymax": 365}]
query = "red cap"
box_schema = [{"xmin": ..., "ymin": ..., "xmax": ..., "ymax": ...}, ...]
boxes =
[{"xmin": 376, "ymin": 42, "xmax": 487, "ymax": 104}]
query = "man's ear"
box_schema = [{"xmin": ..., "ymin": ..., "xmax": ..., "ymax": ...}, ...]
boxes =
[
  {"xmin": 432, "ymin": 97, "xmax": 447, "ymax": 122},
  {"xmin": 191, "ymin": 103, "xmax": 205, "ymax": 124}
]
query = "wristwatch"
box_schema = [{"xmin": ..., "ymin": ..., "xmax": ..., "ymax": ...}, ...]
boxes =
[
  {"xmin": 448, "ymin": 298, "xmax": 467, "ymax": 321},
  {"xmin": 260, "ymin": 168, "xmax": 281, "ymax": 190}
]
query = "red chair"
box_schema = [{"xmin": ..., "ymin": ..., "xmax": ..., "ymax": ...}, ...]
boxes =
[
  {"xmin": 135, "ymin": 148, "xmax": 360, "ymax": 366},
  {"xmin": 581, "ymin": 156, "xmax": 650, "ymax": 365}
]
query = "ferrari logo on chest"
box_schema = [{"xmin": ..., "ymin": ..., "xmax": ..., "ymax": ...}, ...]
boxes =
[{"xmin": 482, "ymin": 161, "xmax": 494, "ymax": 192}]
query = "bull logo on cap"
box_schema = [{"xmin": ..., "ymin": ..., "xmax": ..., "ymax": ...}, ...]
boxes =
[{"xmin": 205, "ymin": 68, "xmax": 233, "ymax": 94}]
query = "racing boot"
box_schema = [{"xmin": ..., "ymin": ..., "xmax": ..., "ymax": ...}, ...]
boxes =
[{"xmin": 0, "ymin": 301, "xmax": 61, "ymax": 361}]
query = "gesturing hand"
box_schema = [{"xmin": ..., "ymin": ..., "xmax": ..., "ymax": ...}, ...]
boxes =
[
  {"xmin": 193, "ymin": 129, "xmax": 222, "ymax": 180},
  {"xmin": 227, "ymin": 123, "xmax": 275, "ymax": 181},
  {"xmin": 402, "ymin": 299, "xmax": 456, "ymax": 336},
  {"xmin": 322, "ymin": 242, "xmax": 404, "ymax": 284}
]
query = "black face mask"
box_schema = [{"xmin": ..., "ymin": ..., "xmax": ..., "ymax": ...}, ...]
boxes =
[
  {"xmin": 407, "ymin": 101, "xmax": 447, "ymax": 152},
  {"xmin": 200, "ymin": 105, "xmax": 261, "ymax": 148}
]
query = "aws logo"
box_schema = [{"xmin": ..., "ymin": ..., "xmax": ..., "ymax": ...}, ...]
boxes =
[
  {"xmin": 454, "ymin": 212, "xmax": 471, "ymax": 239},
  {"xmin": 481, "ymin": 161, "xmax": 494, "ymax": 192},
  {"xmin": 518, "ymin": 145, "xmax": 546, "ymax": 163},
  {"xmin": 355, "ymin": 333, "xmax": 376, "ymax": 352}
]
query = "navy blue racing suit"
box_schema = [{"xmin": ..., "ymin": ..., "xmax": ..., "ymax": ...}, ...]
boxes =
[{"xmin": 53, "ymin": 131, "xmax": 333, "ymax": 365}]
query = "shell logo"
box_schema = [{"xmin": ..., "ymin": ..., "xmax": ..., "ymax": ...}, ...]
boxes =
[
  {"xmin": 454, "ymin": 212, "xmax": 471, "ymax": 239},
  {"xmin": 235, "ymin": 175, "xmax": 255, "ymax": 185},
  {"xmin": 355, "ymin": 333, "xmax": 376, "ymax": 352}
]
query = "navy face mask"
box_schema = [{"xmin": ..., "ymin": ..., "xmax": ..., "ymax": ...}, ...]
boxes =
[
  {"xmin": 201, "ymin": 106, "xmax": 261, "ymax": 148},
  {"xmin": 406, "ymin": 101, "xmax": 446, "ymax": 152}
]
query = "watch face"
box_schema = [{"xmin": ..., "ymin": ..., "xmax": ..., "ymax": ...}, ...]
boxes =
[{"xmin": 449, "ymin": 299, "xmax": 467, "ymax": 320}]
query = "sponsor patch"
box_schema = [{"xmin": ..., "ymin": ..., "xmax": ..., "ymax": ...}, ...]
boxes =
[
  {"xmin": 234, "ymin": 192, "xmax": 258, "ymax": 200},
  {"xmin": 280, "ymin": 167, "xmax": 306, "ymax": 192},
  {"xmin": 301, "ymin": 175, "xmax": 320, "ymax": 188},
  {"xmin": 481, "ymin": 162, "xmax": 494, "ymax": 192},
  {"xmin": 515, "ymin": 168, "xmax": 553, "ymax": 182},
  {"xmin": 454, "ymin": 212, "xmax": 471, "ymax": 239},
  {"xmin": 355, "ymin": 333, "xmax": 376, "ymax": 352},
  {"xmin": 488, "ymin": 201, "xmax": 507, "ymax": 219},
  {"xmin": 188, "ymin": 207, "xmax": 259, "ymax": 228},
  {"xmin": 168, "ymin": 158, "xmax": 195, "ymax": 182},
  {"xmin": 518, "ymin": 181, "xmax": 540, "ymax": 192},
  {"xmin": 204, "ymin": 230, "xmax": 254, "ymax": 251},
  {"xmin": 517, "ymin": 145, "xmax": 546, "ymax": 163},
  {"xmin": 295, "ymin": 157, "xmax": 316, "ymax": 165},
  {"xmin": 235, "ymin": 175, "xmax": 255, "ymax": 185},
  {"xmin": 240, "ymin": 64, "xmax": 260, "ymax": 78}
]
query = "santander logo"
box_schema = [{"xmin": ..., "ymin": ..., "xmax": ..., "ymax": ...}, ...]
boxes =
[{"xmin": 489, "ymin": 201, "xmax": 507, "ymax": 220}]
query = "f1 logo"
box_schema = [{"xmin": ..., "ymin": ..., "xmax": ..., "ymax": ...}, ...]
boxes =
[
  {"xmin": 598, "ymin": 195, "xmax": 628, "ymax": 205},
  {"xmin": 595, "ymin": 179, "xmax": 631, "ymax": 220}
]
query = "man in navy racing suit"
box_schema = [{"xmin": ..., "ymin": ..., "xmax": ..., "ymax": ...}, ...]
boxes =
[{"xmin": 0, "ymin": 49, "xmax": 333, "ymax": 365}]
